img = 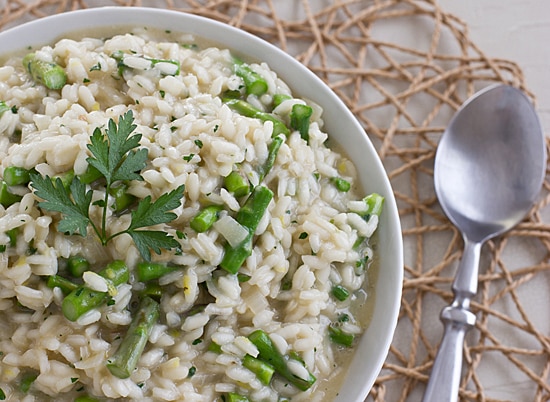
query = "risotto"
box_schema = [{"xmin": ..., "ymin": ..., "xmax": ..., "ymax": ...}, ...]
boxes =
[{"xmin": 0, "ymin": 28, "xmax": 382, "ymax": 401}]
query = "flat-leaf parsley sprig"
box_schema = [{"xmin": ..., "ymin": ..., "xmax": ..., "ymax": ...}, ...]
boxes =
[{"xmin": 30, "ymin": 110, "xmax": 185, "ymax": 261}]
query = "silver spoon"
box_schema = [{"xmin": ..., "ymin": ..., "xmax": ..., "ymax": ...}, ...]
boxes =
[{"xmin": 422, "ymin": 84, "xmax": 546, "ymax": 402}]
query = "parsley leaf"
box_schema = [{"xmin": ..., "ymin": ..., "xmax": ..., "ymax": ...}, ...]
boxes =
[
  {"xmin": 30, "ymin": 174, "xmax": 92, "ymax": 236},
  {"xmin": 31, "ymin": 110, "xmax": 184, "ymax": 261},
  {"xmin": 121, "ymin": 185, "xmax": 185, "ymax": 260},
  {"xmin": 87, "ymin": 111, "xmax": 147, "ymax": 185},
  {"xmin": 128, "ymin": 185, "xmax": 185, "ymax": 230},
  {"xmin": 129, "ymin": 230, "xmax": 180, "ymax": 262}
]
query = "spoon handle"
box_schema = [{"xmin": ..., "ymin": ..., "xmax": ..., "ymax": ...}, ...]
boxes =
[{"xmin": 422, "ymin": 238, "xmax": 481, "ymax": 402}]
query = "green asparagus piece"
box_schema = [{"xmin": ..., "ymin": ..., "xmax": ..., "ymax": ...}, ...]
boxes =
[
  {"xmin": 331, "ymin": 177, "xmax": 351, "ymax": 192},
  {"xmin": 290, "ymin": 103, "xmax": 313, "ymax": 142},
  {"xmin": 331, "ymin": 284, "xmax": 350, "ymax": 301},
  {"xmin": 67, "ymin": 255, "xmax": 90, "ymax": 277},
  {"xmin": 52, "ymin": 170, "xmax": 74, "ymax": 191},
  {"xmin": 61, "ymin": 288, "xmax": 106, "ymax": 320},
  {"xmin": 237, "ymin": 273, "xmax": 251, "ymax": 283},
  {"xmin": 0, "ymin": 101, "xmax": 10, "ymax": 116},
  {"xmin": 190, "ymin": 205, "xmax": 223, "ymax": 233},
  {"xmin": 109, "ymin": 182, "xmax": 136, "ymax": 212},
  {"xmin": 208, "ymin": 341, "xmax": 222, "ymax": 354},
  {"xmin": 61, "ymin": 260, "xmax": 129, "ymax": 321},
  {"xmin": 0, "ymin": 227, "xmax": 18, "ymax": 252},
  {"xmin": 272, "ymin": 94, "xmax": 292, "ymax": 108},
  {"xmin": 234, "ymin": 58, "xmax": 268, "ymax": 96},
  {"xmin": 242, "ymin": 354, "xmax": 275, "ymax": 385},
  {"xmin": 219, "ymin": 186, "xmax": 273, "ymax": 274},
  {"xmin": 136, "ymin": 261, "xmax": 180, "ymax": 282},
  {"xmin": 79, "ymin": 164, "xmax": 102, "ymax": 184},
  {"xmin": 139, "ymin": 282, "xmax": 162, "ymax": 300},
  {"xmin": 328, "ymin": 325, "xmax": 355, "ymax": 347},
  {"xmin": 98, "ymin": 260, "xmax": 129, "ymax": 286},
  {"xmin": 6, "ymin": 227, "xmax": 18, "ymax": 247},
  {"xmin": 223, "ymin": 393, "xmax": 250, "ymax": 402},
  {"xmin": 258, "ymin": 135, "xmax": 284, "ymax": 182},
  {"xmin": 363, "ymin": 193, "xmax": 384, "ymax": 217},
  {"xmin": 19, "ymin": 371, "xmax": 38, "ymax": 393},
  {"xmin": 224, "ymin": 171, "xmax": 250, "ymax": 197},
  {"xmin": 106, "ymin": 296, "xmax": 160, "ymax": 379},
  {"xmin": 22, "ymin": 53, "xmax": 67, "ymax": 90},
  {"xmin": 47, "ymin": 275, "xmax": 78, "ymax": 295},
  {"xmin": 224, "ymin": 98, "xmax": 289, "ymax": 137},
  {"xmin": 248, "ymin": 329, "xmax": 316, "ymax": 391},
  {"xmin": 0, "ymin": 180, "xmax": 22, "ymax": 207},
  {"xmin": 3, "ymin": 167, "xmax": 31, "ymax": 186},
  {"xmin": 74, "ymin": 396, "xmax": 100, "ymax": 402}
]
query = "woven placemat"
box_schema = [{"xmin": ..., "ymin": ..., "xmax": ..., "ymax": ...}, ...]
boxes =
[{"xmin": 3, "ymin": 1, "xmax": 550, "ymax": 401}]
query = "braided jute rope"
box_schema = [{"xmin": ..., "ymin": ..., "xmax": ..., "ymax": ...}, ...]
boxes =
[{"xmin": 3, "ymin": 1, "xmax": 550, "ymax": 401}]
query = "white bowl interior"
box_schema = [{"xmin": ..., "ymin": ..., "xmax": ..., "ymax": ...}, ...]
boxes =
[{"xmin": 0, "ymin": 7, "xmax": 403, "ymax": 401}]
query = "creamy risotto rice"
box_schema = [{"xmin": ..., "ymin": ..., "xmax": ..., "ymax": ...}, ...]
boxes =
[{"xmin": 0, "ymin": 28, "xmax": 382, "ymax": 401}]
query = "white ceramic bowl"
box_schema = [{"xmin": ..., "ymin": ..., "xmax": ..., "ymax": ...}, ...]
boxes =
[{"xmin": 0, "ymin": 7, "xmax": 403, "ymax": 401}]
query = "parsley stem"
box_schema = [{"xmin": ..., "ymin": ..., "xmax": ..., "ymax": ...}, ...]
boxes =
[
  {"xmin": 103, "ymin": 229, "xmax": 127, "ymax": 245},
  {"xmin": 101, "ymin": 185, "xmax": 110, "ymax": 244}
]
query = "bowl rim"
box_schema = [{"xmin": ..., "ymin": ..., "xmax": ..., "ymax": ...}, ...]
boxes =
[{"xmin": 0, "ymin": 7, "xmax": 403, "ymax": 401}]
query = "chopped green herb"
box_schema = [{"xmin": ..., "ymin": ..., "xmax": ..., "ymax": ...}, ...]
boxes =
[
  {"xmin": 298, "ymin": 232, "xmax": 308, "ymax": 240},
  {"xmin": 194, "ymin": 139, "xmax": 203, "ymax": 148},
  {"xmin": 338, "ymin": 313, "xmax": 350, "ymax": 322}
]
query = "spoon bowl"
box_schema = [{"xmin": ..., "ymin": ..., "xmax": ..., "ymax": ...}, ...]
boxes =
[
  {"xmin": 423, "ymin": 84, "xmax": 546, "ymax": 402},
  {"xmin": 435, "ymin": 84, "xmax": 546, "ymax": 243}
]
